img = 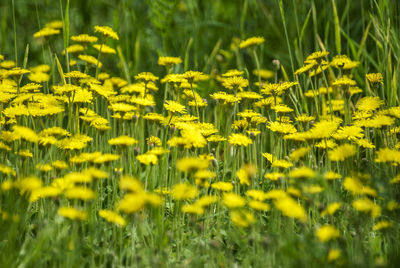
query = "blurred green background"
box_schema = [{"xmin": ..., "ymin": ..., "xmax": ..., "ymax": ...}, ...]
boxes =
[{"xmin": 1, "ymin": 0, "xmax": 399, "ymax": 80}]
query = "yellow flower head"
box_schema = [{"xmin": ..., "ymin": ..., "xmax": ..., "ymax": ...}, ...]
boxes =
[
  {"xmin": 239, "ymin": 36, "xmax": 265, "ymax": 49},
  {"xmin": 94, "ymin": 25, "xmax": 119, "ymax": 40},
  {"xmin": 316, "ymin": 225, "xmax": 340, "ymax": 242}
]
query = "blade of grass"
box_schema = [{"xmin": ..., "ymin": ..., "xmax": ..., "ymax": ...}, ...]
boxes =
[{"xmin": 331, "ymin": 0, "xmax": 341, "ymax": 54}]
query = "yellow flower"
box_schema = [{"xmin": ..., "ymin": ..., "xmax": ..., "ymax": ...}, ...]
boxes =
[
  {"xmin": 327, "ymin": 249, "xmax": 341, "ymax": 262},
  {"xmin": 366, "ymin": 73, "xmax": 383, "ymax": 84},
  {"xmin": 62, "ymin": 44, "xmax": 85, "ymax": 55},
  {"xmin": 71, "ymin": 34, "xmax": 98, "ymax": 43},
  {"xmin": 136, "ymin": 153, "xmax": 158, "ymax": 165},
  {"xmin": 328, "ymin": 144, "xmax": 356, "ymax": 161},
  {"xmin": 135, "ymin": 72, "xmax": 159, "ymax": 82},
  {"xmin": 164, "ymin": 100, "xmax": 186, "ymax": 114},
  {"xmin": 223, "ymin": 193, "xmax": 246, "ymax": 209},
  {"xmin": 94, "ymin": 25, "xmax": 119, "ymax": 40},
  {"xmin": 323, "ymin": 172, "xmax": 341, "ymax": 182},
  {"xmin": 352, "ymin": 198, "xmax": 381, "ymax": 217},
  {"xmin": 176, "ymin": 157, "xmax": 210, "ymax": 172},
  {"xmin": 119, "ymin": 176, "xmax": 143, "ymax": 193},
  {"xmin": 222, "ymin": 69, "xmax": 244, "ymax": 77},
  {"xmin": 288, "ymin": 166, "xmax": 315, "ymax": 178},
  {"xmin": 332, "ymin": 76, "xmax": 357, "ymax": 87},
  {"xmin": 181, "ymin": 204, "xmax": 204, "ymax": 215},
  {"xmin": 264, "ymin": 172, "xmax": 285, "ymax": 181},
  {"xmin": 171, "ymin": 183, "xmax": 198, "ymax": 200},
  {"xmin": 93, "ymin": 44, "xmax": 116, "ymax": 54},
  {"xmin": 230, "ymin": 210, "xmax": 255, "ymax": 227},
  {"xmin": 274, "ymin": 197, "xmax": 307, "ymax": 222},
  {"xmin": 267, "ymin": 121, "xmax": 297, "ymax": 134},
  {"xmin": 236, "ymin": 164, "xmax": 257, "ymax": 186},
  {"xmin": 228, "ymin": 133, "xmax": 253, "ymax": 146},
  {"xmin": 253, "ymin": 69, "xmax": 274, "ymax": 79},
  {"xmin": 249, "ymin": 200, "xmax": 270, "ymax": 211},
  {"xmin": 211, "ymin": 181, "xmax": 233, "ymax": 192},
  {"xmin": 29, "ymin": 187, "xmax": 61, "ymax": 202},
  {"xmin": 221, "ymin": 76, "xmax": 249, "ymax": 91},
  {"xmin": 321, "ymin": 202, "xmax": 342, "ymax": 216},
  {"xmin": 239, "ymin": 36, "xmax": 265, "ymax": 49},
  {"xmin": 108, "ymin": 135, "xmax": 138, "ymax": 146},
  {"xmin": 372, "ymin": 220, "xmax": 393, "ymax": 231},
  {"xmin": 158, "ymin": 56, "xmax": 182, "ymax": 67},
  {"xmin": 99, "ymin": 210, "xmax": 126, "ymax": 226},
  {"xmin": 356, "ymin": 96, "xmax": 384, "ymax": 111},
  {"xmin": 305, "ymin": 51, "xmax": 329, "ymax": 61},
  {"xmin": 316, "ymin": 225, "xmax": 340, "ymax": 242},
  {"xmin": 65, "ymin": 187, "xmax": 96, "ymax": 200},
  {"xmin": 58, "ymin": 207, "xmax": 87, "ymax": 220},
  {"xmin": 78, "ymin": 54, "xmax": 103, "ymax": 68},
  {"xmin": 289, "ymin": 147, "xmax": 310, "ymax": 161},
  {"xmin": 33, "ymin": 27, "xmax": 60, "ymax": 38}
]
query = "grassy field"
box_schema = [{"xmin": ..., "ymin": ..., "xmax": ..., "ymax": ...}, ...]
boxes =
[{"xmin": 1, "ymin": 0, "xmax": 400, "ymax": 267}]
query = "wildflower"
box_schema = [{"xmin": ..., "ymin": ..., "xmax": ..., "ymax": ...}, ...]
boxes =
[
  {"xmin": 223, "ymin": 193, "xmax": 246, "ymax": 209},
  {"xmin": 289, "ymin": 147, "xmax": 310, "ymax": 161},
  {"xmin": 29, "ymin": 187, "xmax": 61, "ymax": 202},
  {"xmin": 375, "ymin": 148, "xmax": 400, "ymax": 164},
  {"xmin": 64, "ymin": 70, "xmax": 91, "ymax": 79},
  {"xmin": 58, "ymin": 207, "xmax": 87, "ymax": 220},
  {"xmin": 108, "ymin": 136, "xmax": 138, "ymax": 146},
  {"xmin": 352, "ymin": 198, "xmax": 381, "ymax": 217},
  {"xmin": 236, "ymin": 164, "xmax": 257, "ymax": 186},
  {"xmin": 332, "ymin": 77, "xmax": 357, "ymax": 87},
  {"xmin": 366, "ymin": 73, "xmax": 383, "ymax": 84},
  {"xmin": 98, "ymin": 210, "xmax": 126, "ymax": 226},
  {"xmin": 357, "ymin": 96, "xmax": 384, "ymax": 111},
  {"xmin": 119, "ymin": 176, "xmax": 143, "ymax": 193},
  {"xmin": 321, "ymin": 202, "xmax": 342, "ymax": 216},
  {"xmin": 62, "ymin": 44, "xmax": 84, "ymax": 55},
  {"xmin": 176, "ymin": 157, "xmax": 209, "ymax": 172},
  {"xmin": 249, "ymin": 200, "xmax": 270, "ymax": 211},
  {"xmin": 288, "ymin": 167, "xmax": 315, "ymax": 178},
  {"xmin": 94, "ymin": 25, "xmax": 119, "ymax": 40},
  {"xmin": 33, "ymin": 27, "xmax": 60, "ymax": 38},
  {"xmin": 230, "ymin": 210, "xmax": 255, "ymax": 227},
  {"xmin": 136, "ymin": 153, "xmax": 158, "ymax": 165},
  {"xmin": 324, "ymin": 171, "xmax": 342, "ymax": 180},
  {"xmin": 135, "ymin": 72, "xmax": 159, "ymax": 82},
  {"xmin": 372, "ymin": 220, "xmax": 393, "ymax": 231},
  {"xmin": 239, "ymin": 36, "xmax": 265, "ymax": 49},
  {"xmin": 222, "ymin": 69, "xmax": 244, "ymax": 77},
  {"xmin": 91, "ymin": 44, "xmax": 116, "ymax": 54},
  {"xmin": 28, "ymin": 72, "xmax": 50, "ymax": 83},
  {"xmin": 65, "ymin": 187, "xmax": 96, "ymax": 200},
  {"xmin": 147, "ymin": 136, "xmax": 162, "ymax": 146},
  {"xmin": 305, "ymin": 51, "xmax": 329, "ymax": 61},
  {"xmin": 181, "ymin": 204, "xmax": 204, "ymax": 215},
  {"xmin": 328, "ymin": 144, "xmax": 356, "ymax": 161},
  {"xmin": 221, "ymin": 76, "xmax": 249, "ymax": 91},
  {"xmin": 211, "ymin": 181, "xmax": 233, "ymax": 191},
  {"xmin": 228, "ymin": 133, "xmax": 253, "ymax": 146},
  {"xmin": 316, "ymin": 225, "xmax": 340, "ymax": 242},
  {"xmin": 274, "ymin": 197, "xmax": 307, "ymax": 222},
  {"xmin": 264, "ymin": 172, "xmax": 285, "ymax": 181},
  {"xmin": 71, "ymin": 34, "xmax": 98, "ymax": 43},
  {"xmin": 164, "ymin": 100, "xmax": 186, "ymax": 114},
  {"xmin": 117, "ymin": 194, "xmax": 146, "ymax": 213},
  {"xmin": 253, "ymin": 69, "xmax": 274, "ymax": 79},
  {"xmin": 171, "ymin": 183, "xmax": 198, "ymax": 200},
  {"xmin": 267, "ymin": 121, "xmax": 297, "ymax": 134},
  {"xmin": 158, "ymin": 56, "xmax": 182, "ymax": 67},
  {"xmin": 78, "ymin": 54, "xmax": 103, "ymax": 68}
]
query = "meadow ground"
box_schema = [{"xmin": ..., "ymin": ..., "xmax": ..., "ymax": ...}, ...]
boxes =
[{"xmin": 0, "ymin": 0, "xmax": 400, "ymax": 267}]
